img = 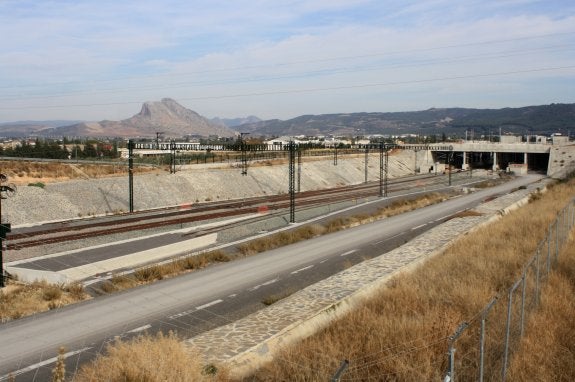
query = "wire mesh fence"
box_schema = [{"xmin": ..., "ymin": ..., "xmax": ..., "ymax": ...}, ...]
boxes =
[{"xmin": 444, "ymin": 197, "xmax": 575, "ymax": 382}]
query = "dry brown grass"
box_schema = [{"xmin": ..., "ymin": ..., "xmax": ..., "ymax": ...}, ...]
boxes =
[
  {"xmin": 238, "ymin": 193, "xmax": 445, "ymax": 256},
  {"xmin": 99, "ymin": 250, "xmax": 232, "ymax": 294},
  {"xmin": 74, "ymin": 332, "xmax": 229, "ymax": 382},
  {"xmin": 0, "ymin": 281, "xmax": 89, "ymax": 321},
  {"xmin": 0, "ymin": 160, "xmax": 157, "ymax": 185},
  {"xmin": 377, "ymin": 192, "xmax": 446, "ymax": 218},
  {"xmin": 238, "ymin": 224, "xmax": 326, "ymax": 255},
  {"xmin": 247, "ymin": 179, "xmax": 575, "ymax": 381},
  {"xmin": 261, "ymin": 288, "xmax": 297, "ymax": 306},
  {"xmin": 507, "ymin": 238, "xmax": 575, "ymax": 381}
]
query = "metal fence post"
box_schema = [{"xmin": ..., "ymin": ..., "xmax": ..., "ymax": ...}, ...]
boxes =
[
  {"xmin": 547, "ymin": 226, "xmax": 552, "ymax": 275},
  {"xmin": 479, "ymin": 298, "xmax": 497, "ymax": 382},
  {"xmin": 520, "ymin": 273, "xmax": 527, "ymax": 337},
  {"xmin": 555, "ymin": 218, "xmax": 559, "ymax": 261},
  {"xmin": 534, "ymin": 248, "xmax": 541, "ymax": 306},
  {"xmin": 331, "ymin": 360, "xmax": 349, "ymax": 382},
  {"xmin": 445, "ymin": 322, "xmax": 468, "ymax": 382},
  {"xmin": 502, "ymin": 279, "xmax": 521, "ymax": 381}
]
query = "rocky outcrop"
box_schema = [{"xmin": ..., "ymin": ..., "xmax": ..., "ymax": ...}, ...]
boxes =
[{"xmin": 51, "ymin": 98, "xmax": 236, "ymax": 138}]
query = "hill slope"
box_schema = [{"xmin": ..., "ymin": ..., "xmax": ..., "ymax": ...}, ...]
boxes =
[
  {"xmin": 44, "ymin": 98, "xmax": 237, "ymax": 138},
  {"xmin": 233, "ymin": 103, "xmax": 575, "ymax": 137}
]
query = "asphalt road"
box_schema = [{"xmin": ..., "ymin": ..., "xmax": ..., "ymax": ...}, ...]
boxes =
[{"xmin": 0, "ymin": 174, "xmax": 544, "ymax": 381}]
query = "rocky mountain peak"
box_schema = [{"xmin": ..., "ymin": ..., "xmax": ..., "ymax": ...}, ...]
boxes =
[{"xmin": 125, "ymin": 99, "xmax": 235, "ymax": 137}]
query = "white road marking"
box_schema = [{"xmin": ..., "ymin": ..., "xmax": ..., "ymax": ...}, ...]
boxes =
[
  {"xmin": 374, "ymin": 240, "xmax": 384, "ymax": 245},
  {"xmin": 340, "ymin": 249, "xmax": 357, "ymax": 257},
  {"xmin": 0, "ymin": 347, "xmax": 92, "ymax": 381},
  {"xmin": 248, "ymin": 278, "xmax": 279, "ymax": 291},
  {"xmin": 169, "ymin": 299, "xmax": 224, "ymax": 319},
  {"xmin": 195, "ymin": 299, "xmax": 224, "ymax": 310},
  {"xmin": 127, "ymin": 324, "xmax": 151, "ymax": 333},
  {"xmin": 291, "ymin": 265, "xmax": 314, "ymax": 274},
  {"xmin": 320, "ymin": 259, "xmax": 328, "ymax": 264},
  {"xmin": 412, "ymin": 223, "xmax": 427, "ymax": 230},
  {"xmin": 228, "ymin": 294, "xmax": 237, "ymax": 298}
]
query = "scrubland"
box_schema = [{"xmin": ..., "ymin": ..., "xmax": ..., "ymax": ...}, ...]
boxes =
[{"xmin": 0, "ymin": 160, "xmax": 156, "ymax": 185}]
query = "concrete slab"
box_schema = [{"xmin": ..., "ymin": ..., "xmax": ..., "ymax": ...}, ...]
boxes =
[{"xmin": 7, "ymin": 232, "xmax": 217, "ymax": 283}]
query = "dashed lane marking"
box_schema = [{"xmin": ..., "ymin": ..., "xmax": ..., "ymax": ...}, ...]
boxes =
[
  {"xmin": 169, "ymin": 299, "xmax": 223, "ymax": 319},
  {"xmin": 340, "ymin": 249, "xmax": 358, "ymax": 257},
  {"xmin": 248, "ymin": 278, "xmax": 279, "ymax": 291},
  {"xmin": 412, "ymin": 223, "xmax": 427, "ymax": 230},
  {"xmin": 127, "ymin": 324, "xmax": 151, "ymax": 333},
  {"xmin": 291, "ymin": 265, "xmax": 314, "ymax": 275},
  {"xmin": 195, "ymin": 299, "xmax": 224, "ymax": 310}
]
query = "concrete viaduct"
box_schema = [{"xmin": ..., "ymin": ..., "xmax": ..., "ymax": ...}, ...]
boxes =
[{"xmin": 418, "ymin": 138, "xmax": 575, "ymax": 179}]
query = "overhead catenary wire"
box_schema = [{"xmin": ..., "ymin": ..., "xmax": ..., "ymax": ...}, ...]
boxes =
[
  {"xmin": 1, "ymin": 64, "xmax": 574, "ymax": 112},
  {"xmin": 1, "ymin": 41, "xmax": 574, "ymax": 102},
  {"xmin": 1, "ymin": 30, "xmax": 572, "ymax": 93}
]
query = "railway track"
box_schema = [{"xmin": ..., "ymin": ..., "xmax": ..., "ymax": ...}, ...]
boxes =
[{"xmin": 7, "ymin": 173, "xmax": 456, "ymax": 250}]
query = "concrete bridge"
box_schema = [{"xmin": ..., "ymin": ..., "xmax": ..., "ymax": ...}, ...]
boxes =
[{"xmin": 418, "ymin": 139, "xmax": 575, "ymax": 179}]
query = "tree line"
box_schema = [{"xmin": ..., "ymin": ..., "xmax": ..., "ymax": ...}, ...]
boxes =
[{"xmin": 0, "ymin": 139, "xmax": 119, "ymax": 159}]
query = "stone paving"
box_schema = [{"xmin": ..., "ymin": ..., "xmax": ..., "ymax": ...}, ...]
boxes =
[{"xmin": 183, "ymin": 183, "xmax": 542, "ymax": 377}]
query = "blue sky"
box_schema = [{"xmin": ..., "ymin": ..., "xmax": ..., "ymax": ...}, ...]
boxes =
[{"xmin": 0, "ymin": 0, "xmax": 574, "ymax": 122}]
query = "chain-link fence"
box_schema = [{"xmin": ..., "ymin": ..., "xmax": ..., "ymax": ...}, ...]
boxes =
[{"xmin": 443, "ymin": 197, "xmax": 575, "ymax": 382}]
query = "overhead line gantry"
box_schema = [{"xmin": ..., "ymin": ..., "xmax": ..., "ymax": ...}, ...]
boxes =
[{"xmin": 127, "ymin": 140, "xmax": 452, "ymax": 223}]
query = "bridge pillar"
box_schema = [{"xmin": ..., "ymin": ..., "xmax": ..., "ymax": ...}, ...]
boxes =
[
  {"xmin": 492, "ymin": 152, "xmax": 499, "ymax": 171},
  {"xmin": 462, "ymin": 151, "xmax": 469, "ymax": 170}
]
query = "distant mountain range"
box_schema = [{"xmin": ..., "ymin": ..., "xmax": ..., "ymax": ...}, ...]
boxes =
[
  {"xmin": 234, "ymin": 103, "xmax": 575, "ymax": 137},
  {"xmin": 0, "ymin": 99, "xmax": 236, "ymax": 138},
  {"xmin": 1, "ymin": 102, "xmax": 573, "ymax": 139},
  {"xmin": 210, "ymin": 115, "xmax": 261, "ymax": 128}
]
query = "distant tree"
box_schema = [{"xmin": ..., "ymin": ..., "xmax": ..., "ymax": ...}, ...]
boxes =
[{"xmin": 83, "ymin": 143, "xmax": 98, "ymax": 158}]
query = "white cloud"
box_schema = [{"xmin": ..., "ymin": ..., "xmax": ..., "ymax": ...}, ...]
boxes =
[{"xmin": 0, "ymin": 0, "xmax": 574, "ymax": 121}]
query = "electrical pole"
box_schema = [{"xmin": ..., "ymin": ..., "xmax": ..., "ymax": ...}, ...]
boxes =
[
  {"xmin": 170, "ymin": 140, "xmax": 176, "ymax": 174},
  {"xmin": 379, "ymin": 142, "xmax": 388, "ymax": 197},
  {"xmin": 0, "ymin": 174, "xmax": 16, "ymax": 288},
  {"xmin": 297, "ymin": 148, "xmax": 302, "ymax": 192},
  {"xmin": 364, "ymin": 146, "xmax": 369, "ymax": 184},
  {"xmin": 448, "ymin": 151, "xmax": 454, "ymax": 186},
  {"xmin": 128, "ymin": 140, "xmax": 134, "ymax": 213},
  {"xmin": 155, "ymin": 132, "xmax": 164, "ymax": 149},
  {"xmin": 333, "ymin": 145, "xmax": 338, "ymax": 166},
  {"xmin": 240, "ymin": 133, "xmax": 249, "ymax": 175},
  {"xmin": 288, "ymin": 141, "xmax": 296, "ymax": 223}
]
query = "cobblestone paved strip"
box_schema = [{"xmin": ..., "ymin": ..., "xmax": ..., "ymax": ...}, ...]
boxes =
[{"xmin": 183, "ymin": 189, "xmax": 535, "ymax": 376}]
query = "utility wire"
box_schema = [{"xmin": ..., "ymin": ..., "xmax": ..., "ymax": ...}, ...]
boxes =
[
  {"xmin": 1, "ymin": 42, "xmax": 573, "ymax": 102},
  {"xmin": 1, "ymin": 64, "xmax": 573, "ymax": 111},
  {"xmin": 1, "ymin": 30, "xmax": 572, "ymax": 92}
]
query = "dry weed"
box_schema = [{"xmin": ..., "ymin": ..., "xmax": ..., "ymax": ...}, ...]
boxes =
[
  {"xmin": 75, "ymin": 332, "xmax": 228, "ymax": 382},
  {"xmin": 0, "ymin": 160, "xmax": 156, "ymax": 185},
  {"xmin": 507, "ymin": 239, "xmax": 575, "ymax": 381},
  {"xmin": 0, "ymin": 281, "xmax": 89, "ymax": 320}
]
